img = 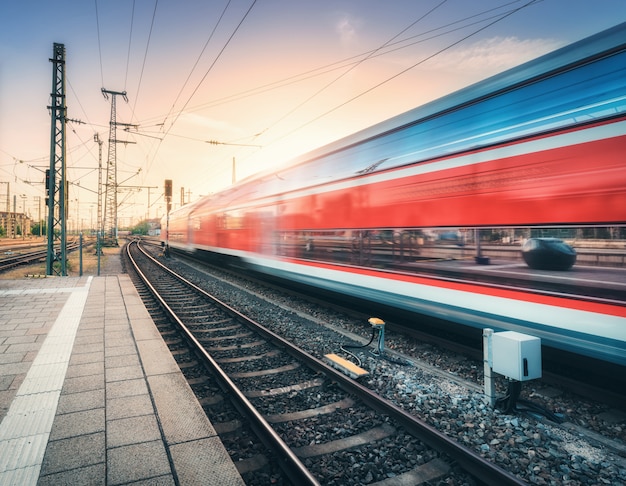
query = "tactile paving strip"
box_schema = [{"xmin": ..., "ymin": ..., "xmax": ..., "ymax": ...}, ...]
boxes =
[{"xmin": 0, "ymin": 278, "xmax": 92, "ymax": 484}]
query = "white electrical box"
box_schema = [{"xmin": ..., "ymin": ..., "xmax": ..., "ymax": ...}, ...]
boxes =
[{"xmin": 492, "ymin": 331, "xmax": 542, "ymax": 381}]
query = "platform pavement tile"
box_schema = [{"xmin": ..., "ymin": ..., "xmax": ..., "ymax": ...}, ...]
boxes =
[
  {"xmin": 105, "ymin": 337, "xmax": 136, "ymax": 350},
  {"xmin": 148, "ymin": 373, "xmax": 218, "ymax": 445},
  {"xmin": 4, "ymin": 335, "xmax": 38, "ymax": 345},
  {"xmin": 69, "ymin": 350, "xmax": 104, "ymax": 365},
  {"xmin": 107, "ymin": 440, "xmax": 172, "ymax": 485},
  {"xmin": 61, "ymin": 373, "xmax": 104, "ymax": 395},
  {"xmin": 65, "ymin": 361, "xmax": 105, "ymax": 379},
  {"xmin": 105, "ymin": 324, "xmax": 131, "ymax": 333},
  {"xmin": 25, "ymin": 326, "xmax": 53, "ymax": 336},
  {"xmin": 105, "ymin": 353, "xmax": 140, "ymax": 369},
  {"xmin": 106, "ymin": 378, "xmax": 149, "ymax": 399},
  {"xmin": 126, "ymin": 305, "xmax": 152, "ymax": 322},
  {"xmin": 0, "ymin": 361, "xmax": 32, "ymax": 376},
  {"xmin": 76, "ymin": 326, "xmax": 104, "ymax": 336},
  {"xmin": 105, "ymin": 365, "xmax": 144, "ymax": 383},
  {"xmin": 39, "ymin": 432, "xmax": 105, "ymax": 476},
  {"xmin": 107, "ymin": 393, "xmax": 154, "ymax": 421},
  {"xmin": 130, "ymin": 318, "xmax": 163, "ymax": 341},
  {"xmin": 106, "ymin": 414, "xmax": 162, "ymax": 448},
  {"xmin": 56, "ymin": 388, "xmax": 105, "ymax": 415},
  {"xmin": 72, "ymin": 343, "xmax": 104, "ymax": 356},
  {"xmin": 48, "ymin": 408, "xmax": 105, "ymax": 441},
  {"xmin": 105, "ymin": 330, "xmax": 133, "ymax": 341},
  {"xmin": 38, "ymin": 462, "xmax": 106, "ymax": 486},
  {"xmin": 0, "ymin": 375, "xmax": 13, "ymax": 391},
  {"xmin": 0, "ymin": 352, "xmax": 27, "ymax": 365},
  {"xmin": 74, "ymin": 333, "xmax": 104, "ymax": 346},
  {"xmin": 79, "ymin": 320, "xmax": 105, "ymax": 330},
  {"xmin": 104, "ymin": 344, "xmax": 136, "ymax": 357},
  {"xmin": 119, "ymin": 475, "xmax": 176, "ymax": 486},
  {"xmin": 170, "ymin": 436, "xmax": 245, "ymax": 486},
  {"xmin": 104, "ymin": 317, "xmax": 129, "ymax": 327},
  {"xmin": 5, "ymin": 342, "xmax": 43, "ymax": 354},
  {"xmin": 136, "ymin": 339, "xmax": 180, "ymax": 376}
]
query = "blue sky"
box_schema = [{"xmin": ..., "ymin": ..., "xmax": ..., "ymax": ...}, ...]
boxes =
[{"xmin": 1, "ymin": 0, "xmax": 624, "ymax": 226}]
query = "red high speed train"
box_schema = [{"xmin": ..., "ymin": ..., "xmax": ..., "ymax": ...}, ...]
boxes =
[{"xmin": 163, "ymin": 24, "xmax": 626, "ymax": 367}]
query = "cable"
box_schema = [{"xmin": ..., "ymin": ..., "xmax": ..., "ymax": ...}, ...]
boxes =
[
  {"xmin": 132, "ymin": 0, "xmax": 159, "ymax": 115},
  {"xmin": 137, "ymin": 0, "xmax": 528, "ymax": 129},
  {"xmin": 160, "ymin": 0, "xmax": 233, "ymax": 131},
  {"xmin": 340, "ymin": 329, "xmax": 377, "ymax": 368},
  {"xmin": 267, "ymin": 1, "xmax": 449, "ymax": 133},
  {"xmin": 162, "ymin": 0, "xmax": 258, "ymax": 136},
  {"xmin": 94, "ymin": 0, "xmax": 105, "ymax": 88},
  {"xmin": 267, "ymin": 0, "xmax": 541, "ymax": 148},
  {"xmin": 146, "ymin": 0, "xmax": 258, "ymax": 176},
  {"xmin": 495, "ymin": 380, "xmax": 564, "ymax": 423},
  {"xmin": 124, "ymin": 0, "xmax": 136, "ymax": 91}
]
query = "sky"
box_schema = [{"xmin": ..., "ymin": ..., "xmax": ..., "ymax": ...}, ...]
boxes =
[{"xmin": 0, "ymin": 0, "xmax": 624, "ymax": 229}]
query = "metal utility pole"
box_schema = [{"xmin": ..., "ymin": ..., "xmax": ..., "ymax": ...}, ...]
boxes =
[
  {"xmin": 94, "ymin": 133, "xmax": 104, "ymax": 249},
  {"xmin": 0, "ymin": 181, "xmax": 9, "ymax": 236},
  {"xmin": 46, "ymin": 43, "xmax": 68, "ymax": 276},
  {"xmin": 101, "ymin": 88, "xmax": 136, "ymax": 246}
]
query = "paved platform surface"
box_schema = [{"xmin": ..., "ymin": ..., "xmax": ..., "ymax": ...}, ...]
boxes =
[{"xmin": 0, "ymin": 271, "xmax": 245, "ymax": 485}]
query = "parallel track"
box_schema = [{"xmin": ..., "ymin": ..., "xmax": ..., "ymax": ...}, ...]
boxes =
[
  {"xmin": 0, "ymin": 242, "xmax": 81, "ymax": 273},
  {"xmin": 125, "ymin": 239, "xmax": 526, "ymax": 485}
]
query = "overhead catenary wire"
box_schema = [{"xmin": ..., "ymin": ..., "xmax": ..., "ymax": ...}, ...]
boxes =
[
  {"xmin": 261, "ymin": 0, "xmax": 542, "ymax": 151},
  {"xmin": 265, "ymin": 0, "xmax": 449, "ymax": 133},
  {"xmin": 161, "ymin": 0, "xmax": 258, "ymax": 138},
  {"xmin": 135, "ymin": 0, "xmax": 532, "ymax": 127},
  {"xmin": 124, "ymin": 0, "xmax": 136, "ymax": 91},
  {"xmin": 5, "ymin": 1, "xmax": 545, "ymax": 217},
  {"xmin": 132, "ymin": 0, "xmax": 159, "ymax": 116},
  {"xmin": 160, "ymin": 0, "xmax": 234, "ymax": 132},
  {"xmin": 94, "ymin": 0, "xmax": 105, "ymax": 88},
  {"xmin": 145, "ymin": 0, "xmax": 258, "ymax": 176}
]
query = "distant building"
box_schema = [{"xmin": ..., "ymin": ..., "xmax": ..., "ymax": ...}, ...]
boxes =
[
  {"xmin": 147, "ymin": 218, "xmax": 161, "ymax": 236},
  {"xmin": 0, "ymin": 211, "xmax": 32, "ymax": 238}
]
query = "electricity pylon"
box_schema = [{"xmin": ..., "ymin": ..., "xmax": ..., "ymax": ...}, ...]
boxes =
[{"xmin": 101, "ymin": 88, "xmax": 135, "ymax": 246}]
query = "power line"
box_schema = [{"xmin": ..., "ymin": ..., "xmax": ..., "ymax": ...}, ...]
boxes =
[
  {"xmin": 162, "ymin": 0, "xmax": 258, "ymax": 137},
  {"xmin": 266, "ymin": 0, "xmax": 449, "ymax": 133},
  {"xmin": 161, "ymin": 0, "xmax": 233, "ymax": 131},
  {"xmin": 145, "ymin": 0, "xmax": 258, "ymax": 176},
  {"xmin": 132, "ymin": 0, "xmax": 159, "ymax": 115},
  {"xmin": 134, "ymin": 1, "xmax": 533, "ymax": 128},
  {"xmin": 94, "ymin": 0, "xmax": 104, "ymax": 88},
  {"xmin": 261, "ymin": 0, "xmax": 542, "ymax": 150},
  {"xmin": 125, "ymin": 0, "xmax": 136, "ymax": 91}
]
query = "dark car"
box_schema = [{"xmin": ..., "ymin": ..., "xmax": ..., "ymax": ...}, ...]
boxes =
[{"xmin": 521, "ymin": 237, "xmax": 576, "ymax": 270}]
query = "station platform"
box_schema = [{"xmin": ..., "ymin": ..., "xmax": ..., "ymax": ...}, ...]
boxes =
[{"xmin": 0, "ymin": 273, "xmax": 245, "ymax": 485}]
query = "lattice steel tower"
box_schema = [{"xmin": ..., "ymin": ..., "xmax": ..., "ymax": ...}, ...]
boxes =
[
  {"xmin": 101, "ymin": 88, "xmax": 128, "ymax": 245},
  {"xmin": 46, "ymin": 43, "xmax": 68, "ymax": 276}
]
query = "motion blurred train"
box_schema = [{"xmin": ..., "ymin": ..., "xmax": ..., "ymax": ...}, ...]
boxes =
[{"xmin": 163, "ymin": 24, "xmax": 626, "ymax": 367}]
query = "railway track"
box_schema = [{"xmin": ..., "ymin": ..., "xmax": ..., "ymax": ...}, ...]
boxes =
[
  {"xmin": 0, "ymin": 240, "xmax": 83, "ymax": 274},
  {"xmin": 0, "ymin": 248, "xmax": 48, "ymax": 272},
  {"xmin": 125, "ymin": 239, "xmax": 525, "ymax": 485}
]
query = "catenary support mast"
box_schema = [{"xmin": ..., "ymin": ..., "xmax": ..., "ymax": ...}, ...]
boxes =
[
  {"xmin": 46, "ymin": 43, "xmax": 68, "ymax": 276},
  {"xmin": 101, "ymin": 88, "xmax": 127, "ymax": 246}
]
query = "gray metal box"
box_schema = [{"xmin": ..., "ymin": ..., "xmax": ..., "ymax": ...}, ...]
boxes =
[{"xmin": 492, "ymin": 331, "xmax": 542, "ymax": 381}]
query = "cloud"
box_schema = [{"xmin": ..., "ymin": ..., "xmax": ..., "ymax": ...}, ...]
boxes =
[
  {"xmin": 335, "ymin": 14, "xmax": 360, "ymax": 45},
  {"xmin": 179, "ymin": 112, "xmax": 239, "ymax": 133},
  {"xmin": 425, "ymin": 36, "xmax": 562, "ymax": 74}
]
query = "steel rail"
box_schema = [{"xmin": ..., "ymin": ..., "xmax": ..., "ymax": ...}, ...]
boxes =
[
  {"xmin": 125, "ymin": 241, "xmax": 321, "ymax": 486},
  {"xmin": 0, "ymin": 242, "xmax": 82, "ymax": 273},
  {"xmin": 129, "ymin": 240, "xmax": 526, "ymax": 486}
]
